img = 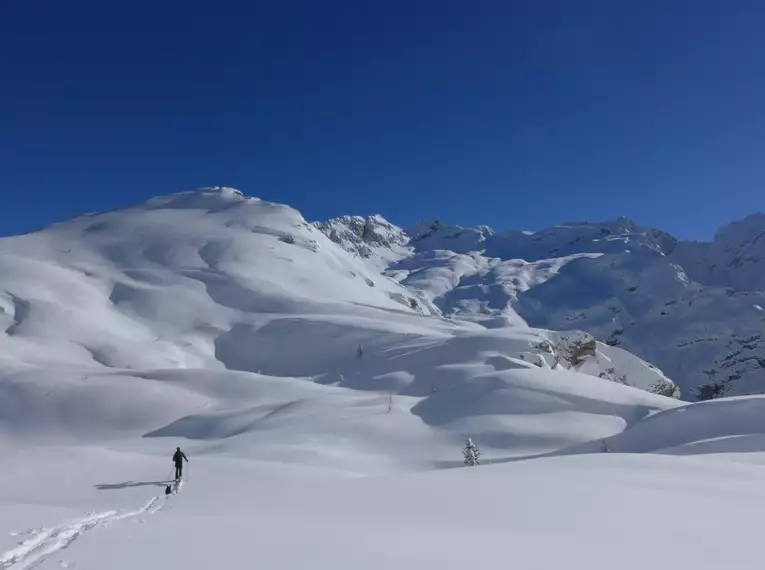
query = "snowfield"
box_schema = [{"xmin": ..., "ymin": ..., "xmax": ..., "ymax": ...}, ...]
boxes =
[
  {"xmin": 5, "ymin": 451, "xmax": 765, "ymax": 570},
  {"xmin": 0, "ymin": 187, "xmax": 763, "ymax": 569}
]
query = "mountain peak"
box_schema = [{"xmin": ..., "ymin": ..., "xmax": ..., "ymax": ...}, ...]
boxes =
[
  {"xmin": 140, "ymin": 186, "xmax": 251, "ymax": 210},
  {"xmin": 671, "ymin": 212, "xmax": 765, "ymax": 290},
  {"xmin": 713, "ymin": 212, "xmax": 765, "ymax": 243},
  {"xmin": 315, "ymin": 214, "xmax": 409, "ymax": 264}
]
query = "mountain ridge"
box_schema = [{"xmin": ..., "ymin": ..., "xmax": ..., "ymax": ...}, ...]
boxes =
[
  {"xmin": 1, "ymin": 185, "xmax": 762, "ymax": 400},
  {"xmin": 317, "ymin": 197, "xmax": 765, "ymax": 399}
]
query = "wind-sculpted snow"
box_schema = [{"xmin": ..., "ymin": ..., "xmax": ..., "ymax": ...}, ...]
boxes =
[
  {"xmin": 0, "ymin": 331, "xmax": 678, "ymax": 465},
  {"xmin": 558, "ymin": 395, "xmax": 765, "ymax": 466},
  {"xmin": 1, "ymin": 187, "xmax": 765, "ymax": 569}
]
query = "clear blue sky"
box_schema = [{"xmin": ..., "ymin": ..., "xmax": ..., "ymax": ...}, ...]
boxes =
[{"xmin": 2, "ymin": 0, "xmax": 764, "ymax": 239}]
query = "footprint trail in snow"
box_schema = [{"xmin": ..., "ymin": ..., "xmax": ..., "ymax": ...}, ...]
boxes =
[{"xmin": 0, "ymin": 495, "xmax": 166, "ymax": 570}]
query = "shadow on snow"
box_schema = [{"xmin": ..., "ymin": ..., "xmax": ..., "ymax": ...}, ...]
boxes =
[{"xmin": 94, "ymin": 480, "xmax": 172, "ymax": 491}]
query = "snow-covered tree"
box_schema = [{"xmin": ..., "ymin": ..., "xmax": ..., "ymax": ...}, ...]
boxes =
[{"xmin": 463, "ymin": 437, "xmax": 480, "ymax": 466}]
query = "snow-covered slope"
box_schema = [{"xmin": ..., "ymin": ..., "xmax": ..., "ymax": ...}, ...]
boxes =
[
  {"xmin": 561, "ymin": 394, "xmax": 765, "ymax": 464},
  {"xmin": 0, "ymin": 186, "xmax": 682, "ymax": 473},
  {"xmin": 1, "ymin": 186, "xmax": 764, "ymax": 569},
  {"xmin": 6, "ymin": 444, "xmax": 765, "ymax": 570},
  {"xmin": 1, "ymin": 373, "xmax": 765, "ymax": 569},
  {"xmin": 0, "ymin": 187, "xmax": 436, "ymax": 371},
  {"xmin": 321, "ymin": 212, "xmax": 765, "ymax": 399},
  {"xmin": 0, "ymin": 187, "xmax": 674, "ymax": 396}
]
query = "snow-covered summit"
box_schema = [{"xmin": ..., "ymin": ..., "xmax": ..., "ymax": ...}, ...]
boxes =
[
  {"xmin": 106, "ymin": 185, "xmax": 254, "ymax": 215},
  {"xmin": 400, "ymin": 216, "xmax": 678, "ymax": 260},
  {"xmin": 406, "ymin": 220, "xmax": 495, "ymax": 255},
  {"xmin": 314, "ymin": 213, "xmax": 410, "ymax": 269},
  {"xmin": 0, "ymin": 187, "xmax": 442, "ymax": 370},
  {"xmin": 672, "ymin": 212, "xmax": 765, "ymax": 291}
]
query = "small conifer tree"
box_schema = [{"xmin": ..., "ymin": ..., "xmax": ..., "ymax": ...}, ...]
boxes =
[{"xmin": 463, "ymin": 437, "xmax": 480, "ymax": 466}]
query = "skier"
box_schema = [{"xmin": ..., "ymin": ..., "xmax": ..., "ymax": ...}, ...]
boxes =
[{"xmin": 172, "ymin": 447, "xmax": 188, "ymax": 481}]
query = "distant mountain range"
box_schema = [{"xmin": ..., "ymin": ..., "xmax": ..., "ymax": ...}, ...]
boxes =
[{"xmin": 320, "ymin": 209, "xmax": 765, "ymax": 399}]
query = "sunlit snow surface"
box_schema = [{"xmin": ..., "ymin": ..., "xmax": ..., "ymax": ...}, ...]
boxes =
[{"xmin": 0, "ymin": 188, "xmax": 762, "ymax": 569}]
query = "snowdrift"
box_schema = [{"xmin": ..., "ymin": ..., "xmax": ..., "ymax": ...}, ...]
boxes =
[{"xmin": 563, "ymin": 395, "xmax": 765, "ymax": 462}]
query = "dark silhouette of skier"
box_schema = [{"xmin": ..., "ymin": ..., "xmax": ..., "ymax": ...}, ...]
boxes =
[{"xmin": 172, "ymin": 447, "xmax": 188, "ymax": 480}]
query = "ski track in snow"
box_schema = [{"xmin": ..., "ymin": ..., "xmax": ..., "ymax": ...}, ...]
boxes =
[{"xmin": 0, "ymin": 495, "xmax": 167, "ymax": 570}]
